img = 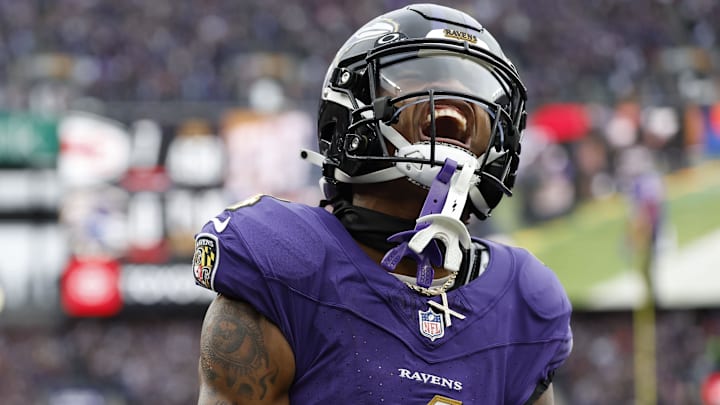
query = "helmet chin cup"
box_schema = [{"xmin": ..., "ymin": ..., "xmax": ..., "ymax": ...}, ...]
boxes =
[
  {"xmin": 395, "ymin": 143, "xmax": 478, "ymax": 188},
  {"xmin": 409, "ymin": 213, "xmax": 471, "ymax": 271},
  {"xmin": 408, "ymin": 156, "xmax": 477, "ymax": 271}
]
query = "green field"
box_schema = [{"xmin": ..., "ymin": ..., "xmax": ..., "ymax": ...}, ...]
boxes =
[{"xmin": 504, "ymin": 161, "xmax": 720, "ymax": 307}]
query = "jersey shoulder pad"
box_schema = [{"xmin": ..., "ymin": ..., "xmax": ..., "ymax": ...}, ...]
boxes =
[
  {"xmin": 199, "ymin": 194, "xmax": 302, "ymax": 239},
  {"xmin": 193, "ymin": 194, "xmax": 337, "ymax": 290},
  {"xmin": 513, "ymin": 247, "xmax": 572, "ymax": 320}
]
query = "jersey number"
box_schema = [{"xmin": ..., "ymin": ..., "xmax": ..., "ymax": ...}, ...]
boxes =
[{"xmin": 428, "ymin": 395, "xmax": 462, "ymax": 405}]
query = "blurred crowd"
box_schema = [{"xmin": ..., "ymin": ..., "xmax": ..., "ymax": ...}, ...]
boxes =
[
  {"xmin": 556, "ymin": 310, "xmax": 720, "ymax": 404},
  {"xmin": 0, "ymin": 310, "xmax": 718, "ymax": 404},
  {"xmin": 0, "ymin": 317, "xmax": 204, "ymax": 404},
  {"xmin": 0, "ymin": 0, "xmax": 717, "ymax": 111}
]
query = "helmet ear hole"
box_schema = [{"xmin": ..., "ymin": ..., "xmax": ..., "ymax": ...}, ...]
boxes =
[
  {"xmin": 319, "ymin": 120, "xmax": 336, "ymax": 154},
  {"xmin": 320, "ymin": 120, "xmax": 336, "ymax": 139}
]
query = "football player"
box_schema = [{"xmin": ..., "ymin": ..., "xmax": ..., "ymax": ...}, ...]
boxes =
[{"xmin": 193, "ymin": 4, "xmax": 572, "ymax": 404}]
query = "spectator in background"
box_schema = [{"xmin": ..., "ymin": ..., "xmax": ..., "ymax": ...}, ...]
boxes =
[{"xmin": 618, "ymin": 145, "xmax": 666, "ymax": 298}]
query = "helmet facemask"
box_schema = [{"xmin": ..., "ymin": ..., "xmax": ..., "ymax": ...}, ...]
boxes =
[{"xmin": 318, "ymin": 38, "xmax": 527, "ymax": 219}]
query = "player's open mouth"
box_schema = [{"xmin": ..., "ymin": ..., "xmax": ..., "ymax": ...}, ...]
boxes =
[{"xmin": 420, "ymin": 104, "xmax": 471, "ymax": 148}]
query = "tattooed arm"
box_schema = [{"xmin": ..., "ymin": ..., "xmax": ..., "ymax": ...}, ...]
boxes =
[{"xmin": 198, "ymin": 294, "xmax": 295, "ymax": 405}]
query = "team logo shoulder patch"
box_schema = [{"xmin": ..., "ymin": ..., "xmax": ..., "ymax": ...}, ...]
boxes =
[
  {"xmin": 419, "ymin": 308, "xmax": 445, "ymax": 341},
  {"xmin": 193, "ymin": 233, "xmax": 219, "ymax": 289}
]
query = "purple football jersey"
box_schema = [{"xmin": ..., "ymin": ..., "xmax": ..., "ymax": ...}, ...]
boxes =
[{"xmin": 193, "ymin": 195, "xmax": 572, "ymax": 404}]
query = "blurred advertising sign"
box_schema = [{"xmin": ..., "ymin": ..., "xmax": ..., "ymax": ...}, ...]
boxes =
[
  {"xmin": 529, "ymin": 103, "xmax": 590, "ymax": 143},
  {"xmin": 57, "ymin": 112, "xmax": 131, "ymax": 187},
  {"xmin": 59, "ymin": 185, "xmax": 227, "ymax": 263},
  {"xmin": 221, "ymin": 109, "xmax": 319, "ymax": 204},
  {"xmin": 60, "ymin": 185, "xmax": 129, "ymax": 258},
  {"xmin": 0, "ymin": 111, "xmax": 58, "ymax": 168},
  {"xmin": 119, "ymin": 263, "xmax": 216, "ymax": 306},
  {"xmin": 61, "ymin": 256, "xmax": 123, "ymax": 317},
  {"xmin": 0, "ymin": 224, "xmax": 67, "ymax": 322},
  {"xmin": 120, "ymin": 119, "xmax": 171, "ymax": 192},
  {"xmin": 125, "ymin": 191, "xmax": 170, "ymax": 263},
  {"xmin": 165, "ymin": 188, "xmax": 227, "ymax": 259},
  {"xmin": 165, "ymin": 118, "xmax": 225, "ymax": 188},
  {"xmin": 0, "ymin": 169, "xmax": 60, "ymax": 215},
  {"xmin": 60, "ymin": 259, "xmax": 216, "ymax": 317}
]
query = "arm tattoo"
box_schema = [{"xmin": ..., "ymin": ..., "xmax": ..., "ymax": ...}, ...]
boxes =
[{"xmin": 200, "ymin": 297, "xmax": 280, "ymax": 400}]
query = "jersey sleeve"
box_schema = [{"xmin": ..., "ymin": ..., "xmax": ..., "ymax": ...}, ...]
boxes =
[
  {"xmin": 191, "ymin": 195, "xmax": 335, "ymax": 346},
  {"xmin": 521, "ymin": 255, "xmax": 573, "ymax": 368},
  {"xmin": 192, "ymin": 212, "xmax": 280, "ymax": 317},
  {"xmin": 512, "ymin": 248, "xmax": 574, "ymax": 404}
]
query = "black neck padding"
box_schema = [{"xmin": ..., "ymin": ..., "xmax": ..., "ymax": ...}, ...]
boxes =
[
  {"xmin": 332, "ymin": 200, "xmax": 417, "ymax": 253},
  {"xmin": 331, "ymin": 200, "xmax": 475, "ymax": 290}
]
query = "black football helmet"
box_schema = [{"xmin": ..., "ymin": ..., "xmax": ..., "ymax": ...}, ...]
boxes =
[{"xmin": 304, "ymin": 3, "xmax": 527, "ymax": 219}]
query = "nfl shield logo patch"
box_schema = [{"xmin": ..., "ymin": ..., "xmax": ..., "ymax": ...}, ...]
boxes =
[{"xmin": 418, "ymin": 308, "xmax": 445, "ymax": 341}]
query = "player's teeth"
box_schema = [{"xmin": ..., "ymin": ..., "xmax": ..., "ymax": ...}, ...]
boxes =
[{"xmin": 425, "ymin": 108, "xmax": 467, "ymax": 132}]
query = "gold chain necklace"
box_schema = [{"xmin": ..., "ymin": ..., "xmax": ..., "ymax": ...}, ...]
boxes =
[{"xmin": 403, "ymin": 271, "xmax": 458, "ymax": 296}]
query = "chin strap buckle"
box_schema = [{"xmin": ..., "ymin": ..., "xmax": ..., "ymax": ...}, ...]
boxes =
[
  {"xmin": 408, "ymin": 157, "xmax": 476, "ymax": 272},
  {"xmin": 381, "ymin": 159, "xmax": 458, "ymax": 288}
]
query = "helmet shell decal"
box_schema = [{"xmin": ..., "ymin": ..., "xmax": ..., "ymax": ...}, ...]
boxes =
[
  {"xmin": 426, "ymin": 28, "xmax": 487, "ymax": 50},
  {"xmin": 375, "ymin": 32, "xmax": 408, "ymax": 46},
  {"xmin": 354, "ymin": 19, "xmax": 397, "ymax": 39},
  {"xmin": 442, "ymin": 29, "xmax": 479, "ymax": 44}
]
